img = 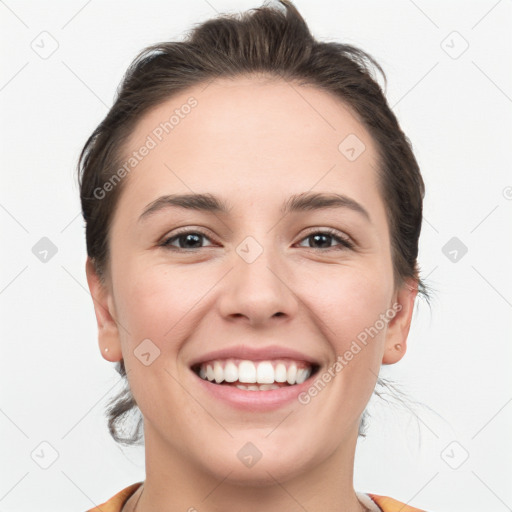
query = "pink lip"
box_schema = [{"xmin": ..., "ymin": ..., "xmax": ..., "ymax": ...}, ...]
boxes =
[
  {"xmin": 189, "ymin": 344, "xmax": 320, "ymax": 368},
  {"xmin": 191, "ymin": 369, "xmax": 318, "ymax": 411}
]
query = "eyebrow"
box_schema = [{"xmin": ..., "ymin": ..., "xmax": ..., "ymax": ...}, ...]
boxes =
[{"xmin": 139, "ymin": 192, "xmax": 371, "ymax": 222}]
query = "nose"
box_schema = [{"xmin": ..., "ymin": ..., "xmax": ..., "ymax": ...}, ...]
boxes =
[{"xmin": 217, "ymin": 242, "xmax": 299, "ymax": 328}]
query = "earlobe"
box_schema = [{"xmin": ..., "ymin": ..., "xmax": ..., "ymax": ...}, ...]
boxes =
[
  {"xmin": 85, "ymin": 257, "xmax": 123, "ymax": 362},
  {"xmin": 381, "ymin": 279, "xmax": 418, "ymax": 365}
]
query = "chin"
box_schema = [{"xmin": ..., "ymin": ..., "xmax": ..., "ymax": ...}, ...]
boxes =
[{"xmin": 196, "ymin": 436, "xmax": 321, "ymax": 487}]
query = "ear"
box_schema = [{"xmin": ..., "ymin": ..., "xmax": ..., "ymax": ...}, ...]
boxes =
[
  {"xmin": 381, "ymin": 278, "xmax": 418, "ymax": 365},
  {"xmin": 85, "ymin": 257, "xmax": 123, "ymax": 362}
]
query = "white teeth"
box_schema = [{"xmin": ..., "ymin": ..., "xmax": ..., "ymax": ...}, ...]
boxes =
[
  {"xmin": 275, "ymin": 363, "xmax": 287, "ymax": 382},
  {"xmin": 197, "ymin": 358, "xmax": 314, "ymax": 386},
  {"xmin": 296, "ymin": 368, "xmax": 311, "ymax": 384},
  {"xmin": 256, "ymin": 361, "xmax": 274, "ymax": 383},
  {"xmin": 238, "ymin": 360, "xmax": 257, "ymax": 383},
  {"xmin": 286, "ymin": 364, "xmax": 297, "ymax": 385},
  {"xmin": 235, "ymin": 384, "xmax": 281, "ymax": 391},
  {"xmin": 224, "ymin": 361, "xmax": 238, "ymax": 383},
  {"xmin": 214, "ymin": 361, "xmax": 224, "ymax": 383},
  {"xmin": 259, "ymin": 384, "xmax": 280, "ymax": 390}
]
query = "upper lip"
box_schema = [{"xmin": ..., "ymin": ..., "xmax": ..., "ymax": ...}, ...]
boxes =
[{"xmin": 189, "ymin": 345, "xmax": 321, "ymax": 368}]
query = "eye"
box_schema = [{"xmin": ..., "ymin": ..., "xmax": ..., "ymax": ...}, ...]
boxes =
[
  {"xmin": 159, "ymin": 228, "xmax": 354, "ymax": 251},
  {"xmin": 160, "ymin": 229, "xmax": 215, "ymax": 250},
  {"xmin": 296, "ymin": 229, "xmax": 354, "ymax": 250}
]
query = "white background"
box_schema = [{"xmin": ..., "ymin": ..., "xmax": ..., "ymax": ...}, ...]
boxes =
[{"xmin": 1, "ymin": 1, "xmax": 511, "ymax": 511}]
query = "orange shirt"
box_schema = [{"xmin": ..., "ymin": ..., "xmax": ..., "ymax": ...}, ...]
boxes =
[{"xmin": 86, "ymin": 482, "xmax": 428, "ymax": 511}]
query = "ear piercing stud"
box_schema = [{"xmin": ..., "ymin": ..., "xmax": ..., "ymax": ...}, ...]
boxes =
[{"xmin": 394, "ymin": 343, "xmax": 402, "ymax": 351}]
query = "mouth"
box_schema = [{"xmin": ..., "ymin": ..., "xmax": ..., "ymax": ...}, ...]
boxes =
[{"xmin": 191, "ymin": 358, "xmax": 321, "ymax": 391}]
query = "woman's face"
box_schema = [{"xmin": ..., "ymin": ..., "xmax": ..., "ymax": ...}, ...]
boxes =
[{"xmin": 87, "ymin": 77, "xmax": 416, "ymax": 484}]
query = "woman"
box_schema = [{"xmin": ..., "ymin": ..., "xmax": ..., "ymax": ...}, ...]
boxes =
[{"xmin": 80, "ymin": 1, "xmax": 430, "ymax": 511}]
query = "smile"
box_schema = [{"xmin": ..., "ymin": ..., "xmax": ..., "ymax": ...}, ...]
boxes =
[{"xmin": 192, "ymin": 358, "xmax": 319, "ymax": 391}]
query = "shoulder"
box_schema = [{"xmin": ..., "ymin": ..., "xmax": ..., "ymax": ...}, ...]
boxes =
[
  {"xmin": 358, "ymin": 492, "xmax": 429, "ymax": 511},
  {"xmin": 367, "ymin": 493, "xmax": 429, "ymax": 511},
  {"xmin": 87, "ymin": 485, "xmax": 430, "ymax": 512},
  {"xmin": 85, "ymin": 482, "xmax": 143, "ymax": 512}
]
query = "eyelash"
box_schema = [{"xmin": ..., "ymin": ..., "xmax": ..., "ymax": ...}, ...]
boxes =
[{"xmin": 159, "ymin": 227, "xmax": 355, "ymax": 252}]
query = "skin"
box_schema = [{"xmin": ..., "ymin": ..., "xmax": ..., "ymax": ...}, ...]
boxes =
[{"xmin": 86, "ymin": 76, "xmax": 418, "ymax": 512}]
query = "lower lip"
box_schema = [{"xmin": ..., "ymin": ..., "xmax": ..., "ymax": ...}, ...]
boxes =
[{"xmin": 191, "ymin": 370, "xmax": 318, "ymax": 411}]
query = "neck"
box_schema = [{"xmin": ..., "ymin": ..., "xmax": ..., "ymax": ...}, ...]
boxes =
[{"xmin": 134, "ymin": 422, "xmax": 366, "ymax": 512}]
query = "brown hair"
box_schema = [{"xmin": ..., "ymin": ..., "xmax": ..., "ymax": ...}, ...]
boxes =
[{"xmin": 78, "ymin": 0, "xmax": 427, "ymax": 445}]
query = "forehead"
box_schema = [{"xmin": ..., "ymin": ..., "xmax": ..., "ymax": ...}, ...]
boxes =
[{"xmin": 117, "ymin": 76, "xmax": 382, "ymax": 217}]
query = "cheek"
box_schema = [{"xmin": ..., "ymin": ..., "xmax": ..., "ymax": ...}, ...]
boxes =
[
  {"xmin": 110, "ymin": 261, "xmax": 211, "ymax": 429},
  {"xmin": 112, "ymin": 258, "xmax": 216, "ymax": 348},
  {"xmin": 287, "ymin": 267, "xmax": 393, "ymax": 442},
  {"xmin": 299, "ymin": 264, "xmax": 393, "ymax": 355}
]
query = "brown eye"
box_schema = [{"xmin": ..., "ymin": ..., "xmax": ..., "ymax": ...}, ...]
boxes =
[
  {"xmin": 297, "ymin": 230, "xmax": 353, "ymax": 250},
  {"xmin": 161, "ymin": 230, "xmax": 214, "ymax": 250}
]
